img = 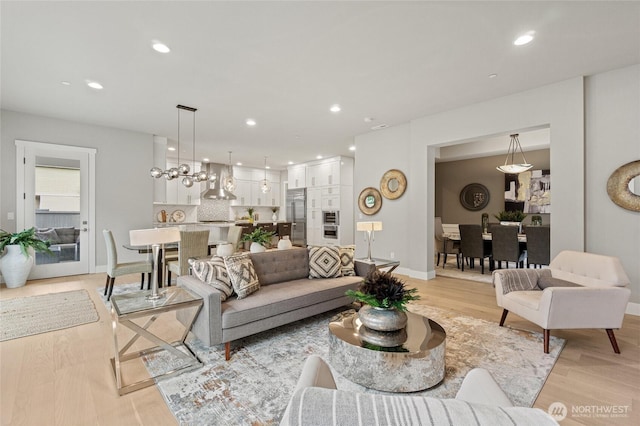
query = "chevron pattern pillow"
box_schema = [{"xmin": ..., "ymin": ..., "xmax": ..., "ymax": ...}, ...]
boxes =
[
  {"xmin": 308, "ymin": 246, "xmax": 341, "ymax": 279},
  {"xmin": 224, "ymin": 253, "xmax": 260, "ymax": 299},
  {"xmin": 339, "ymin": 245, "xmax": 356, "ymax": 276},
  {"xmin": 191, "ymin": 256, "xmax": 234, "ymax": 301}
]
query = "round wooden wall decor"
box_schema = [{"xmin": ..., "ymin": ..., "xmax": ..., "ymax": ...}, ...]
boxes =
[
  {"xmin": 607, "ymin": 160, "xmax": 640, "ymax": 212},
  {"xmin": 380, "ymin": 169, "xmax": 407, "ymax": 200},
  {"xmin": 459, "ymin": 183, "xmax": 490, "ymax": 211},
  {"xmin": 358, "ymin": 187, "xmax": 382, "ymax": 215}
]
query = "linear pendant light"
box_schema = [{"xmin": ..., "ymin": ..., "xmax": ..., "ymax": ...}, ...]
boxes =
[{"xmin": 496, "ymin": 133, "xmax": 533, "ymax": 174}]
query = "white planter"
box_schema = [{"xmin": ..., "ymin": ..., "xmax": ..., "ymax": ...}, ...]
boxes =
[
  {"xmin": 0, "ymin": 245, "xmax": 34, "ymax": 288},
  {"xmin": 277, "ymin": 236, "xmax": 292, "ymax": 250},
  {"xmin": 216, "ymin": 243, "xmax": 234, "ymax": 257},
  {"xmin": 250, "ymin": 242, "xmax": 266, "ymax": 253},
  {"xmin": 272, "ymin": 213, "xmax": 278, "ymax": 221}
]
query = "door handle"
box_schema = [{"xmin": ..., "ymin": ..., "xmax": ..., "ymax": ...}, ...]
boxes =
[{"xmin": 82, "ymin": 228, "xmax": 88, "ymax": 232}]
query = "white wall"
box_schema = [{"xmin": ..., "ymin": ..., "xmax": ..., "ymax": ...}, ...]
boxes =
[
  {"xmin": 356, "ymin": 66, "xmax": 640, "ymax": 306},
  {"xmin": 1, "ymin": 110, "xmax": 154, "ymax": 266}
]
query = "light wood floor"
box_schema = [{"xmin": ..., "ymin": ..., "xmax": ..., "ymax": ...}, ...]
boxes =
[{"xmin": 1, "ymin": 272, "xmax": 639, "ymax": 426}]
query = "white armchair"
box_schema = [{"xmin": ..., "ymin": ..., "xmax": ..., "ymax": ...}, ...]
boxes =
[{"xmin": 494, "ymin": 250, "xmax": 631, "ymax": 354}]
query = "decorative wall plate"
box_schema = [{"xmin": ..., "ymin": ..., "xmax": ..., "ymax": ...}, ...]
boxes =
[
  {"xmin": 459, "ymin": 183, "xmax": 490, "ymax": 211},
  {"xmin": 358, "ymin": 187, "xmax": 382, "ymax": 215},
  {"xmin": 607, "ymin": 160, "xmax": 640, "ymax": 212},
  {"xmin": 171, "ymin": 209, "xmax": 186, "ymax": 222},
  {"xmin": 380, "ymin": 169, "xmax": 407, "ymax": 200}
]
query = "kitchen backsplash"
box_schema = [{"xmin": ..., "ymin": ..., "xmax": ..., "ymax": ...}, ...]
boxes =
[{"xmin": 198, "ymin": 199, "xmax": 231, "ymax": 221}]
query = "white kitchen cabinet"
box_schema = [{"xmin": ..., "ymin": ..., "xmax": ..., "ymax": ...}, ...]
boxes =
[
  {"xmin": 230, "ymin": 179, "xmax": 252, "ymax": 206},
  {"xmin": 306, "ymin": 208, "xmax": 323, "ymax": 246},
  {"xmin": 165, "ymin": 160, "xmax": 202, "ymax": 205},
  {"xmin": 307, "ymin": 187, "xmax": 321, "ymax": 210},
  {"xmin": 287, "ymin": 164, "xmax": 307, "ymax": 189},
  {"xmin": 307, "ymin": 159, "xmax": 341, "ymax": 187}
]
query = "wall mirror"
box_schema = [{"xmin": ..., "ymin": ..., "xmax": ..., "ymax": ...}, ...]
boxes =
[
  {"xmin": 358, "ymin": 187, "xmax": 382, "ymax": 215},
  {"xmin": 606, "ymin": 160, "xmax": 640, "ymax": 212},
  {"xmin": 380, "ymin": 169, "xmax": 407, "ymax": 200}
]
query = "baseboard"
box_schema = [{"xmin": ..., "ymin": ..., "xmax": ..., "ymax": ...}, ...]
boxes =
[
  {"xmin": 407, "ymin": 269, "xmax": 432, "ymax": 280},
  {"xmin": 626, "ymin": 302, "xmax": 640, "ymax": 316},
  {"xmin": 95, "ymin": 264, "xmax": 107, "ymax": 274}
]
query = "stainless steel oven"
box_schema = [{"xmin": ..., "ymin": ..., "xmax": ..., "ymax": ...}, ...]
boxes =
[
  {"xmin": 323, "ymin": 225, "xmax": 339, "ymax": 240},
  {"xmin": 322, "ymin": 211, "xmax": 340, "ymax": 225}
]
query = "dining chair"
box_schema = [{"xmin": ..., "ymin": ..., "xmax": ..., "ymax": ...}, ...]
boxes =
[
  {"xmin": 523, "ymin": 226, "xmax": 550, "ymax": 268},
  {"xmin": 226, "ymin": 226, "xmax": 243, "ymax": 252},
  {"xmin": 166, "ymin": 229, "xmax": 210, "ymax": 286},
  {"xmin": 459, "ymin": 224, "xmax": 492, "ymax": 274},
  {"xmin": 103, "ymin": 229, "xmax": 153, "ymax": 301},
  {"xmin": 434, "ymin": 217, "xmax": 460, "ymax": 268},
  {"xmin": 491, "ymin": 225, "xmax": 525, "ymax": 269}
]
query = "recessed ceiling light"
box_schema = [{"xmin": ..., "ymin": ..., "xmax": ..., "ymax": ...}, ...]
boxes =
[
  {"xmin": 86, "ymin": 81, "xmax": 103, "ymax": 90},
  {"xmin": 371, "ymin": 124, "xmax": 388, "ymax": 130},
  {"xmin": 363, "ymin": 117, "xmax": 374, "ymax": 123},
  {"xmin": 202, "ymin": 157, "xmax": 210, "ymax": 162},
  {"xmin": 266, "ymin": 166, "xmax": 271, "ymax": 169},
  {"xmin": 316, "ymin": 155, "xmax": 323, "ymax": 160},
  {"xmin": 349, "ymin": 145, "xmax": 356, "ymax": 151},
  {"xmin": 167, "ymin": 147, "xmax": 176, "ymax": 151},
  {"xmin": 330, "ymin": 104, "xmax": 341, "ymax": 113},
  {"xmin": 288, "ymin": 161, "xmax": 294, "ymax": 165},
  {"xmin": 152, "ymin": 42, "xmax": 170, "ymax": 53},
  {"xmin": 61, "ymin": 81, "xmax": 71, "ymax": 86},
  {"xmin": 246, "ymin": 118, "xmax": 256, "ymax": 126},
  {"xmin": 514, "ymin": 32, "xmax": 535, "ymax": 46},
  {"xmin": 236, "ymin": 162, "xmax": 243, "ymax": 166},
  {"xmin": 488, "ymin": 73, "xmax": 498, "ymax": 79}
]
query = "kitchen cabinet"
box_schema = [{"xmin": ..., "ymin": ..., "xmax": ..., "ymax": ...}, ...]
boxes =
[
  {"xmin": 287, "ymin": 164, "xmax": 307, "ymax": 189},
  {"xmin": 230, "ymin": 179, "xmax": 252, "ymax": 206},
  {"xmin": 307, "ymin": 187, "xmax": 321, "ymax": 210},
  {"xmin": 165, "ymin": 160, "xmax": 202, "ymax": 205},
  {"xmin": 306, "ymin": 208, "xmax": 323, "ymax": 246},
  {"xmin": 229, "ymin": 167, "xmax": 281, "ymax": 207},
  {"xmin": 307, "ymin": 159, "xmax": 340, "ymax": 187}
]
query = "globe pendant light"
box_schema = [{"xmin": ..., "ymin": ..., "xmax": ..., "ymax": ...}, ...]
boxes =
[
  {"xmin": 260, "ymin": 156, "xmax": 271, "ymax": 193},
  {"xmin": 223, "ymin": 151, "xmax": 237, "ymax": 192},
  {"xmin": 150, "ymin": 105, "xmax": 208, "ymax": 186},
  {"xmin": 496, "ymin": 133, "xmax": 533, "ymax": 174}
]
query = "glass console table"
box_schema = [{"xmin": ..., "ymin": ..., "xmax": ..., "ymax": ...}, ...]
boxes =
[{"xmin": 110, "ymin": 287, "xmax": 203, "ymax": 395}]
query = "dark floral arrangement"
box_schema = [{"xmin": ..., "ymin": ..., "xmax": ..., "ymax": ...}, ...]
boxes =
[{"xmin": 346, "ymin": 271, "xmax": 420, "ymax": 311}]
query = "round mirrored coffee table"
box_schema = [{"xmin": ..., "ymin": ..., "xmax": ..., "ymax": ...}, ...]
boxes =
[{"xmin": 328, "ymin": 310, "xmax": 446, "ymax": 392}]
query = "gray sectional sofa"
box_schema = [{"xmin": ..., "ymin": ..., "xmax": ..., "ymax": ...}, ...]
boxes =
[{"xmin": 177, "ymin": 247, "xmax": 364, "ymax": 360}]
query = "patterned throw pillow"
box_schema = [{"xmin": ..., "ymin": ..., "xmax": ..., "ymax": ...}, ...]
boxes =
[
  {"xmin": 339, "ymin": 245, "xmax": 356, "ymax": 276},
  {"xmin": 191, "ymin": 256, "xmax": 234, "ymax": 301},
  {"xmin": 224, "ymin": 253, "xmax": 260, "ymax": 299},
  {"xmin": 308, "ymin": 246, "xmax": 341, "ymax": 279}
]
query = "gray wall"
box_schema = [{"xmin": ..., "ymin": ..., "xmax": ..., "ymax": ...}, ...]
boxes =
[
  {"xmin": 435, "ymin": 149, "xmax": 550, "ymax": 225},
  {"xmin": 1, "ymin": 110, "xmax": 154, "ymax": 266},
  {"xmin": 355, "ymin": 64, "xmax": 639, "ymax": 308}
]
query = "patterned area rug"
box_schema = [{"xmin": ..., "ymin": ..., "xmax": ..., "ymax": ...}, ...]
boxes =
[
  {"xmin": 99, "ymin": 284, "xmax": 564, "ymax": 425},
  {"xmin": 1, "ymin": 289, "xmax": 99, "ymax": 341}
]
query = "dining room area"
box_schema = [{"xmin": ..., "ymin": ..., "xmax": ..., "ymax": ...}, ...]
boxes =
[{"xmin": 433, "ymin": 130, "xmax": 551, "ymax": 282}]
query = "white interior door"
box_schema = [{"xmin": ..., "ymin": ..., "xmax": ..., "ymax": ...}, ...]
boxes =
[{"xmin": 16, "ymin": 140, "xmax": 96, "ymax": 279}]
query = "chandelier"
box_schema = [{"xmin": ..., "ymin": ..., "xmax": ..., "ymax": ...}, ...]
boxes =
[
  {"xmin": 150, "ymin": 105, "xmax": 211, "ymax": 187},
  {"xmin": 222, "ymin": 151, "xmax": 237, "ymax": 192},
  {"xmin": 260, "ymin": 156, "xmax": 271, "ymax": 193},
  {"xmin": 496, "ymin": 133, "xmax": 533, "ymax": 174}
]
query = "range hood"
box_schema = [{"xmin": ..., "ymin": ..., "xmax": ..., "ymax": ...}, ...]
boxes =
[{"xmin": 201, "ymin": 163, "xmax": 237, "ymax": 200}]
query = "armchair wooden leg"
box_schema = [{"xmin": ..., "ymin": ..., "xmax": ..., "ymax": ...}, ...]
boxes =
[
  {"xmin": 225, "ymin": 342, "xmax": 231, "ymax": 360},
  {"xmin": 104, "ymin": 275, "xmax": 111, "ymax": 296},
  {"xmin": 606, "ymin": 329, "xmax": 621, "ymax": 354},
  {"xmin": 543, "ymin": 329, "xmax": 550, "ymax": 354},
  {"xmin": 499, "ymin": 309, "xmax": 509, "ymax": 326},
  {"xmin": 107, "ymin": 277, "xmax": 116, "ymax": 301},
  {"xmin": 140, "ymin": 273, "xmax": 145, "ymax": 290},
  {"xmin": 437, "ymin": 253, "xmax": 441, "ymax": 266}
]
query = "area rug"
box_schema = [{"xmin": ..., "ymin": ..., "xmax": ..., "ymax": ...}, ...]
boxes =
[
  {"xmin": 99, "ymin": 283, "xmax": 564, "ymax": 425},
  {"xmin": 0, "ymin": 289, "xmax": 99, "ymax": 341},
  {"xmin": 435, "ymin": 256, "xmax": 494, "ymax": 284}
]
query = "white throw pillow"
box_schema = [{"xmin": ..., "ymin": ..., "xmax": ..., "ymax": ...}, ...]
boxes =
[{"xmin": 191, "ymin": 256, "xmax": 234, "ymax": 301}]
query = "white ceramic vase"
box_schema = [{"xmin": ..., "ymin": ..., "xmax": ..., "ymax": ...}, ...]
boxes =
[
  {"xmin": 216, "ymin": 243, "xmax": 234, "ymax": 257},
  {"xmin": 272, "ymin": 212, "xmax": 278, "ymax": 221},
  {"xmin": 277, "ymin": 236, "xmax": 292, "ymax": 250},
  {"xmin": 250, "ymin": 242, "xmax": 266, "ymax": 253},
  {"xmin": 0, "ymin": 245, "xmax": 34, "ymax": 288}
]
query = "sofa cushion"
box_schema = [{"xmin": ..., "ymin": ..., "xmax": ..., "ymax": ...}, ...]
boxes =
[
  {"xmin": 338, "ymin": 245, "xmax": 355, "ymax": 276},
  {"xmin": 191, "ymin": 256, "xmax": 234, "ymax": 301},
  {"xmin": 538, "ymin": 275, "xmax": 582, "ymax": 290},
  {"xmin": 250, "ymin": 247, "xmax": 309, "ymax": 285},
  {"xmin": 55, "ymin": 227, "xmax": 77, "ymax": 244},
  {"xmin": 221, "ymin": 276, "xmax": 361, "ymax": 329},
  {"xmin": 308, "ymin": 246, "xmax": 341, "ymax": 279},
  {"xmin": 225, "ymin": 253, "xmax": 260, "ymax": 299},
  {"xmin": 35, "ymin": 228, "xmax": 60, "ymax": 244}
]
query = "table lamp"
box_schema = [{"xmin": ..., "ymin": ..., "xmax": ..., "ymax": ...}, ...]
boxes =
[
  {"xmin": 356, "ymin": 221, "xmax": 383, "ymax": 262},
  {"xmin": 129, "ymin": 227, "xmax": 181, "ymax": 300}
]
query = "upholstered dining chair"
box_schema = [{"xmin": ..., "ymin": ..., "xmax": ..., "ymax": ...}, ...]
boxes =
[
  {"xmin": 524, "ymin": 226, "xmax": 550, "ymax": 268},
  {"xmin": 226, "ymin": 226, "xmax": 243, "ymax": 252},
  {"xmin": 166, "ymin": 229, "xmax": 210, "ymax": 286},
  {"xmin": 434, "ymin": 217, "xmax": 460, "ymax": 268},
  {"xmin": 459, "ymin": 224, "xmax": 492, "ymax": 274},
  {"xmin": 103, "ymin": 229, "xmax": 153, "ymax": 301},
  {"xmin": 490, "ymin": 225, "xmax": 525, "ymax": 269}
]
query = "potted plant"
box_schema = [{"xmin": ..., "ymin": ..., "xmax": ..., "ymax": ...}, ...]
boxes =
[
  {"xmin": 0, "ymin": 227, "xmax": 52, "ymax": 288},
  {"xmin": 494, "ymin": 210, "xmax": 527, "ymax": 232},
  {"xmin": 246, "ymin": 207, "xmax": 255, "ymax": 223},
  {"xmin": 241, "ymin": 227, "xmax": 275, "ymax": 253},
  {"xmin": 346, "ymin": 271, "xmax": 420, "ymax": 331}
]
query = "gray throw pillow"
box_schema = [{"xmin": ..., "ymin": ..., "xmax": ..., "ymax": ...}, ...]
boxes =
[
  {"xmin": 35, "ymin": 228, "xmax": 60, "ymax": 244},
  {"xmin": 55, "ymin": 227, "xmax": 77, "ymax": 244},
  {"xmin": 538, "ymin": 275, "xmax": 582, "ymax": 290},
  {"xmin": 191, "ymin": 256, "xmax": 234, "ymax": 301}
]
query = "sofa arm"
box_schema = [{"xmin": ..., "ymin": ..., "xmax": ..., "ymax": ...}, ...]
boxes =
[
  {"xmin": 455, "ymin": 368, "xmax": 513, "ymax": 407},
  {"xmin": 538, "ymin": 286, "xmax": 631, "ymax": 329},
  {"xmin": 177, "ymin": 275, "xmax": 223, "ymax": 346}
]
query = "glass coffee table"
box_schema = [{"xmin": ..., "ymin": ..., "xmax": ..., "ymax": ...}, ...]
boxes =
[
  {"xmin": 110, "ymin": 287, "xmax": 203, "ymax": 395},
  {"xmin": 328, "ymin": 310, "xmax": 446, "ymax": 392}
]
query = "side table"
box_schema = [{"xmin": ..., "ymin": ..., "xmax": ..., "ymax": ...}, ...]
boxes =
[
  {"xmin": 110, "ymin": 287, "xmax": 203, "ymax": 395},
  {"xmin": 354, "ymin": 258, "xmax": 400, "ymax": 277}
]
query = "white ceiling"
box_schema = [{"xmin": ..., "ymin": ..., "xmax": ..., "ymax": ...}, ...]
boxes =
[{"xmin": 2, "ymin": 1, "xmax": 638, "ymax": 170}]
